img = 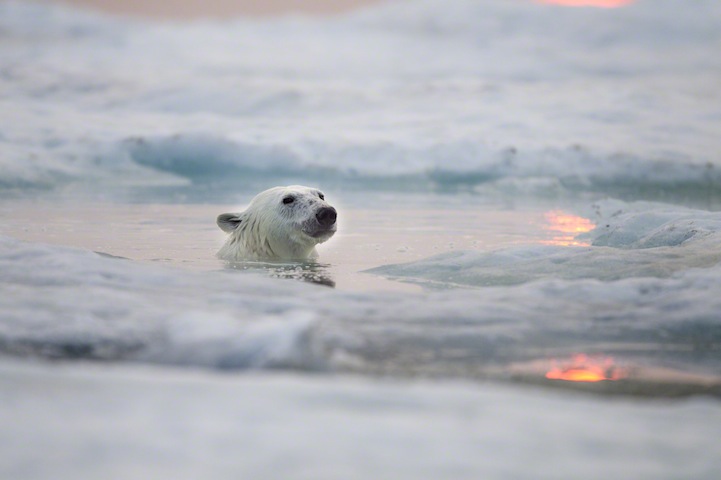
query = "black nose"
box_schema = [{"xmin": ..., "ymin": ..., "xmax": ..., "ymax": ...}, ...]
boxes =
[{"xmin": 316, "ymin": 207, "xmax": 337, "ymax": 227}]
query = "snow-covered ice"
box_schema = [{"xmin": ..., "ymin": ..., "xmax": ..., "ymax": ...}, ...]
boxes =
[
  {"xmin": 1, "ymin": 0, "xmax": 720, "ymax": 201},
  {"xmin": 1, "ymin": 361, "xmax": 720, "ymax": 480},
  {"xmin": 368, "ymin": 201, "xmax": 721, "ymax": 285}
]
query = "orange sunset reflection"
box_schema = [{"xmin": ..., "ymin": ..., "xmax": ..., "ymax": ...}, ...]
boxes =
[
  {"xmin": 537, "ymin": 0, "xmax": 633, "ymax": 7},
  {"xmin": 546, "ymin": 354, "xmax": 626, "ymax": 382},
  {"xmin": 541, "ymin": 210, "xmax": 595, "ymax": 246}
]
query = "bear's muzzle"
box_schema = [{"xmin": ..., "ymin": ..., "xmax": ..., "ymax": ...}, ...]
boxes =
[{"xmin": 316, "ymin": 207, "xmax": 337, "ymax": 228}]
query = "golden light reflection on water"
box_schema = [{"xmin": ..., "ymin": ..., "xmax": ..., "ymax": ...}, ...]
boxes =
[
  {"xmin": 541, "ymin": 210, "xmax": 595, "ymax": 246},
  {"xmin": 546, "ymin": 354, "xmax": 627, "ymax": 382},
  {"xmin": 537, "ymin": 0, "xmax": 633, "ymax": 7}
]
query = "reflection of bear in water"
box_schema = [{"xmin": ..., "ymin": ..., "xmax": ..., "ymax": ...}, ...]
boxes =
[{"xmin": 217, "ymin": 185, "xmax": 337, "ymax": 261}]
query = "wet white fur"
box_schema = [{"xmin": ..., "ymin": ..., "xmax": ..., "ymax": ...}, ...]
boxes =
[{"xmin": 217, "ymin": 185, "xmax": 336, "ymax": 261}]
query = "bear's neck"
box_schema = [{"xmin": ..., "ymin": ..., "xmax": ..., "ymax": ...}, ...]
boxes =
[{"xmin": 219, "ymin": 224, "xmax": 317, "ymax": 261}]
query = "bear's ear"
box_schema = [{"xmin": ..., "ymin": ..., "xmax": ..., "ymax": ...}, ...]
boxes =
[{"xmin": 217, "ymin": 212, "xmax": 243, "ymax": 233}]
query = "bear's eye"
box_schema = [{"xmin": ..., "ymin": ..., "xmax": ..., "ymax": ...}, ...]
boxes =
[
  {"xmin": 282, "ymin": 196, "xmax": 295, "ymax": 205},
  {"xmin": 318, "ymin": 192, "xmax": 325, "ymax": 200}
]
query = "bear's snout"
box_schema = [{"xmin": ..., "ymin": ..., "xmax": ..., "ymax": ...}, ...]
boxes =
[{"xmin": 316, "ymin": 207, "xmax": 337, "ymax": 227}]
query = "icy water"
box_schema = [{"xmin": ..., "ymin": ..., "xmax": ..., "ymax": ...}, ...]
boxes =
[
  {"xmin": 2, "ymin": 0, "xmax": 721, "ymax": 478},
  {"xmin": 0, "ymin": 195, "xmax": 565, "ymax": 292}
]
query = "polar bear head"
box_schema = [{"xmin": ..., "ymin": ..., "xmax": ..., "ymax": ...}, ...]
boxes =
[{"xmin": 216, "ymin": 185, "xmax": 337, "ymax": 261}]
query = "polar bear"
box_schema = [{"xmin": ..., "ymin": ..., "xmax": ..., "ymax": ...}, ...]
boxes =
[{"xmin": 216, "ymin": 185, "xmax": 337, "ymax": 261}]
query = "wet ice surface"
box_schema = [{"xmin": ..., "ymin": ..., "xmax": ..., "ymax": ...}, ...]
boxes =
[{"xmin": 2, "ymin": 0, "xmax": 721, "ymax": 477}]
